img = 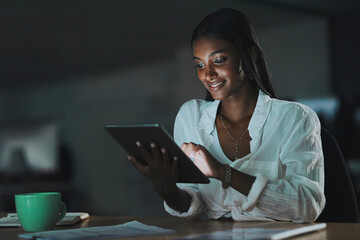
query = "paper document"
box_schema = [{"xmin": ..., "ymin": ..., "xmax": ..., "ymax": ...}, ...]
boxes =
[
  {"xmin": 178, "ymin": 223, "xmax": 326, "ymax": 240},
  {"xmin": 18, "ymin": 220, "xmax": 174, "ymax": 240}
]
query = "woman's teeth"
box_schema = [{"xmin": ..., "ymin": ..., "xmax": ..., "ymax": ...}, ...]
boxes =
[{"xmin": 209, "ymin": 81, "xmax": 225, "ymax": 89}]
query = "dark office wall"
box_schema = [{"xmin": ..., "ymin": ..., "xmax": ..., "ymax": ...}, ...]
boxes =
[
  {"xmin": 331, "ymin": 12, "xmax": 360, "ymax": 96},
  {"xmin": 2, "ymin": 62, "xmax": 181, "ymax": 216}
]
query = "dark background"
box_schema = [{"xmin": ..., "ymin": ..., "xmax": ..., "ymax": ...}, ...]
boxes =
[{"xmin": 0, "ymin": 0, "xmax": 360, "ymax": 217}]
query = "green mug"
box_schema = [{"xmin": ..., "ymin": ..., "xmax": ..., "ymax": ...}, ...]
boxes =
[{"xmin": 15, "ymin": 192, "xmax": 67, "ymax": 232}]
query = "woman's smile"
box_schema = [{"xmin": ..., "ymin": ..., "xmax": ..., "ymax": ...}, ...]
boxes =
[{"xmin": 208, "ymin": 80, "xmax": 226, "ymax": 91}]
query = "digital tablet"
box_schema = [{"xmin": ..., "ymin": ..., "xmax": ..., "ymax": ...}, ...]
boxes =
[{"xmin": 104, "ymin": 124, "xmax": 210, "ymax": 184}]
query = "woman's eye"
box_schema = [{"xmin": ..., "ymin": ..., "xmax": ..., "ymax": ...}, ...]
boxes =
[
  {"xmin": 214, "ymin": 57, "xmax": 227, "ymax": 64},
  {"xmin": 196, "ymin": 63, "xmax": 205, "ymax": 69}
]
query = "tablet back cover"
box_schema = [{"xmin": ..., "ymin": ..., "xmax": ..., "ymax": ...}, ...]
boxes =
[{"xmin": 105, "ymin": 124, "xmax": 210, "ymax": 184}]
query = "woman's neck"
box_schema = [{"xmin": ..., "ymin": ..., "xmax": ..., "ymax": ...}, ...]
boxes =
[{"xmin": 220, "ymin": 83, "xmax": 258, "ymax": 123}]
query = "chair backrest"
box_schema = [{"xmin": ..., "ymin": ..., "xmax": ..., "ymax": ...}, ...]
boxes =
[{"xmin": 316, "ymin": 128, "xmax": 359, "ymax": 222}]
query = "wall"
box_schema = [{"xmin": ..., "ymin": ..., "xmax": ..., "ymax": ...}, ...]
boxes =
[
  {"xmin": 258, "ymin": 16, "xmax": 330, "ymax": 99},
  {"xmin": 332, "ymin": 12, "xmax": 360, "ymax": 96}
]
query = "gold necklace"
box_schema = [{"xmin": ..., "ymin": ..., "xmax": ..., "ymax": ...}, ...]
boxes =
[{"xmin": 220, "ymin": 112, "xmax": 248, "ymax": 160}]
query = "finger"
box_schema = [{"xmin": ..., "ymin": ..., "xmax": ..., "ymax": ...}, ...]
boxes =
[
  {"xmin": 162, "ymin": 147, "xmax": 171, "ymax": 168},
  {"xmin": 189, "ymin": 143, "xmax": 205, "ymax": 160},
  {"xmin": 195, "ymin": 149, "xmax": 206, "ymax": 159},
  {"xmin": 150, "ymin": 142, "xmax": 162, "ymax": 165},
  {"xmin": 128, "ymin": 155, "xmax": 148, "ymax": 176},
  {"xmin": 192, "ymin": 159, "xmax": 203, "ymax": 173},
  {"xmin": 186, "ymin": 149, "xmax": 196, "ymax": 160},
  {"xmin": 136, "ymin": 141, "xmax": 153, "ymax": 165},
  {"xmin": 181, "ymin": 143, "xmax": 194, "ymax": 158},
  {"xmin": 172, "ymin": 156, "xmax": 180, "ymax": 182},
  {"xmin": 188, "ymin": 142, "xmax": 202, "ymax": 152},
  {"xmin": 180, "ymin": 142, "xmax": 188, "ymax": 152}
]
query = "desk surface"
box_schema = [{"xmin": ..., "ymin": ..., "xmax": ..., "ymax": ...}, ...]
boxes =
[{"xmin": 1, "ymin": 216, "xmax": 360, "ymax": 240}]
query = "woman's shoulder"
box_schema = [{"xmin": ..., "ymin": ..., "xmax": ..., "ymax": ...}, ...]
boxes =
[
  {"xmin": 266, "ymin": 98, "xmax": 320, "ymax": 138},
  {"xmin": 271, "ymin": 98, "xmax": 318, "ymax": 120},
  {"xmin": 174, "ymin": 99, "xmax": 214, "ymax": 142},
  {"xmin": 177, "ymin": 99, "xmax": 214, "ymax": 116}
]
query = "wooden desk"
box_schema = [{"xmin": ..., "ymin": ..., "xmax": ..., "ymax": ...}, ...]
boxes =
[{"xmin": 1, "ymin": 216, "xmax": 359, "ymax": 240}]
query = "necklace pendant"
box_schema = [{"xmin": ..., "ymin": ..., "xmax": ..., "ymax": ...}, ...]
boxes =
[{"xmin": 235, "ymin": 143, "xmax": 239, "ymax": 160}]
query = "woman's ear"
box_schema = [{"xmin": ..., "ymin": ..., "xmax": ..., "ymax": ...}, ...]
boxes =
[{"xmin": 238, "ymin": 59, "xmax": 244, "ymax": 73}]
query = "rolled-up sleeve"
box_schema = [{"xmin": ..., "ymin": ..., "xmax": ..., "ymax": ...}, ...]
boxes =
[{"xmin": 164, "ymin": 185, "xmax": 205, "ymax": 219}]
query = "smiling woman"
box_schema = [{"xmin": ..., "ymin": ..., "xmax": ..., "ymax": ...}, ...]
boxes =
[{"xmin": 128, "ymin": 8, "xmax": 325, "ymax": 223}]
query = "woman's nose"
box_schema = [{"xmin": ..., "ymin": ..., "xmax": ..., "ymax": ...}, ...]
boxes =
[{"xmin": 204, "ymin": 66, "xmax": 218, "ymax": 81}]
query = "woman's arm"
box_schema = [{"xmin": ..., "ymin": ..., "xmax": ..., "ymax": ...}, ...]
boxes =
[
  {"xmin": 128, "ymin": 142, "xmax": 191, "ymax": 213},
  {"xmin": 157, "ymin": 184, "xmax": 191, "ymax": 213},
  {"xmin": 217, "ymin": 165, "xmax": 256, "ymax": 196}
]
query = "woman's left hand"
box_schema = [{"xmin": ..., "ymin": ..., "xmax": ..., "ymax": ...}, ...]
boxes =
[{"xmin": 181, "ymin": 142, "xmax": 223, "ymax": 179}]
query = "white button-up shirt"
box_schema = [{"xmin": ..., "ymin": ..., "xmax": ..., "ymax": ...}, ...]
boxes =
[{"xmin": 164, "ymin": 91, "xmax": 325, "ymax": 223}]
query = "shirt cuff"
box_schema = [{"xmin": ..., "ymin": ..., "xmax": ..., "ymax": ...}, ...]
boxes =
[
  {"xmin": 242, "ymin": 174, "xmax": 268, "ymax": 211},
  {"xmin": 164, "ymin": 187, "xmax": 204, "ymax": 219}
]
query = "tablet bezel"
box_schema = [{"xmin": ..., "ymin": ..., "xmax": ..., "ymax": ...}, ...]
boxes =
[{"xmin": 104, "ymin": 124, "xmax": 210, "ymax": 184}]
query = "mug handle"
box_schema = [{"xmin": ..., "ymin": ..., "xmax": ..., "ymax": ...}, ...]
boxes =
[{"xmin": 57, "ymin": 201, "xmax": 67, "ymax": 222}]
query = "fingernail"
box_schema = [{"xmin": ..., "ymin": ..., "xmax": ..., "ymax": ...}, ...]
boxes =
[
  {"xmin": 136, "ymin": 141, "xmax": 141, "ymax": 147},
  {"xmin": 161, "ymin": 148, "xmax": 166, "ymax": 153},
  {"xmin": 150, "ymin": 142, "xmax": 156, "ymax": 148},
  {"xmin": 127, "ymin": 155, "xmax": 132, "ymax": 160},
  {"xmin": 174, "ymin": 156, "xmax": 178, "ymax": 161}
]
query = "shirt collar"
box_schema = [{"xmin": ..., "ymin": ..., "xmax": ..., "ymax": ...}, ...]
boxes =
[
  {"xmin": 197, "ymin": 90, "xmax": 272, "ymax": 139},
  {"xmin": 248, "ymin": 90, "xmax": 272, "ymax": 139}
]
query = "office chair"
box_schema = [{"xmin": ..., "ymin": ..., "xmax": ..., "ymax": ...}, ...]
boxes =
[{"xmin": 316, "ymin": 128, "xmax": 359, "ymax": 223}]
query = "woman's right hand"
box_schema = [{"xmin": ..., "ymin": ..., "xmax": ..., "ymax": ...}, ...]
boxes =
[{"xmin": 127, "ymin": 141, "xmax": 180, "ymax": 196}]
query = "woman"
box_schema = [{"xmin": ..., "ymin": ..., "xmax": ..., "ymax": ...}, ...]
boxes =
[{"xmin": 128, "ymin": 8, "xmax": 325, "ymax": 222}]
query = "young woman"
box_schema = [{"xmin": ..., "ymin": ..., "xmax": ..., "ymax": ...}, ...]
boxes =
[{"xmin": 128, "ymin": 8, "xmax": 325, "ymax": 222}]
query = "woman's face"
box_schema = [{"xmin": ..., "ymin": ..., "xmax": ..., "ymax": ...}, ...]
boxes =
[{"xmin": 193, "ymin": 37, "xmax": 247, "ymax": 101}]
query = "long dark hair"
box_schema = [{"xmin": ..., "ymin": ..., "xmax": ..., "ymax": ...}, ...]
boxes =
[{"xmin": 191, "ymin": 8, "xmax": 276, "ymax": 101}]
